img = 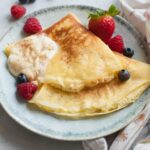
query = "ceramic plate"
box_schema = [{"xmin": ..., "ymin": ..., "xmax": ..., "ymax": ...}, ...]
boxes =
[{"xmin": 0, "ymin": 5, "xmax": 150, "ymax": 141}]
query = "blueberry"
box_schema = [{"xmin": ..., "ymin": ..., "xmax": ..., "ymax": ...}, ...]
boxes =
[
  {"xmin": 123, "ymin": 48, "xmax": 134, "ymax": 58},
  {"xmin": 29, "ymin": 0, "xmax": 36, "ymax": 3},
  {"xmin": 19, "ymin": 0, "xmax": 36, "ymax": 4},
  {"xmin": 118, "ymin": 69, "xmax": 130, "ymax": 81},
  {"xmin": 19, "ymin": 0, "xmax": 27, "ymax": 4},
  {"xmin": 17, "ymin": 73, "xmax": 28, "ymax": 84}
]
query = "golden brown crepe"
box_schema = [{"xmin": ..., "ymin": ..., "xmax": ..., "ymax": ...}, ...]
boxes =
[
  {"xmin": 5, "ymin": 13, "xmax": 150, "ymax": 118},
  {"xmin": 39, "ymin": 13, "xmax": 123, "ymax": 92},
  {"xmin": 30, "ymin": 53, "xmax": 150, "ymax": 118}
]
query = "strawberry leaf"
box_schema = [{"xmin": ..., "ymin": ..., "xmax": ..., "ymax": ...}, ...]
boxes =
[
  {"xmin": 88, "ymin": 9, "xmax": 105, "ymax": 19},
  {"xmin": 96, "ymin": 9, "xmax": 105, "ymax": 16},
  {"xmin": 108, "ymin": 4, "xmax": 120, "ymax": 16},
  {"xmin": 88, "ymin": 12, "xmax": 100, "ymax": 19},
  {"xmin": 88, "ymin": 4, "xmax": 120, "ymax": 19}
]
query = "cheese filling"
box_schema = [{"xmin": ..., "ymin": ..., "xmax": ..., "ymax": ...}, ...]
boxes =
[{"xmin": 7, "ymin": 33, "xmax": 58, "ymax": 81}]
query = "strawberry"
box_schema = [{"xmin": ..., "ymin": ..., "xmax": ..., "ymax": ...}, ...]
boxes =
[
  {"xmin": 23, "ymin": 17, "xmax": 42, "ymax": 34},
  {"xmin": 11, "ymin": 5, "xmax": 26, "ymax": 19},
  {"xmin": 88, "ymin": 5, "xmax": 120, "ymax": 43},
  {"xmin": 108, "ymin": 35, "xmax": 124, "ymax": 53},
  {"xmin": 17, "ymin": 82, "xmax": 38, "ymax": 100}
]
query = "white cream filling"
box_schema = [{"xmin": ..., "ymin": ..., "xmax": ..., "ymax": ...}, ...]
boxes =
[{"xmin": 7, "ymin": 33, "xmax": 58, "ymax": 81}]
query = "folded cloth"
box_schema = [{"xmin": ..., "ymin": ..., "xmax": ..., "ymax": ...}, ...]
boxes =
[
  {"xmin": 120, "ymin": 0, "xmax": 150, "ymax": 42},
  {"xmin": 110, "ymin": 100, "xmax": 150, "ymax": 150},
  {"xmin": 134, "ymin": 143, "xmax": 150, "ymax": 150},
  {"xmin": 82, "ymin": 0, "xmax": 150, "ymax": 150},
  {"xmin": 82, "ymin": 138, "xmax": 108, "ymax": 150},
  {"xmin": 134, "ymin": 138, "xmax": 150, "ymax": 150}
]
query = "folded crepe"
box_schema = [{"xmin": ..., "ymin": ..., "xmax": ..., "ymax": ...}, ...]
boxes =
[
  {"xmin": 30, "ymin": 53, "xmax": 150, "ymax": 118},
  {"xmin": 39, "ymin": 13, "xmax": 123, "ymax": 92},
  {"xmin": 5, "ymin": 13, "xmax": 150, "ymax": 118}
]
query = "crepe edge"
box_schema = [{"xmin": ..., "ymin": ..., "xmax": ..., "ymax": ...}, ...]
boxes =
[{"xmin": 29, "ymin": 83, "xmax": 149, "ymax": 119}]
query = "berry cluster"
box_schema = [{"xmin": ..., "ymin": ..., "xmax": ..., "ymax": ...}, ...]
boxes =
[
  {"xmin": 88, "ymin": 5, "xmax": 134, "ymax": 57},
  {"xmin": 16, "ymin": 73, "xmax": 38, "ymax": 101},
  {"xmin": 10, "ymin": 0, "xmax": 42, "ymax": 34}
]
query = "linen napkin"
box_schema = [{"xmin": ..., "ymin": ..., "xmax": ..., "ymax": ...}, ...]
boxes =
[{"xmin": 82, "ymin": 0, "xmax": 150, "ymax": 149}]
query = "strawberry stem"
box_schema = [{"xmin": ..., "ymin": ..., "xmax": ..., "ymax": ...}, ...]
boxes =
[{"xmin": 88, "ymin": 4, "xmax": 120, "ymax": 19}]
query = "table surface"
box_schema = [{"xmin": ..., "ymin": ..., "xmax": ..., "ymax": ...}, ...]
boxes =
[{"xmin": 0, "ymin": 0, "xmax": 117, "ymax": 150}]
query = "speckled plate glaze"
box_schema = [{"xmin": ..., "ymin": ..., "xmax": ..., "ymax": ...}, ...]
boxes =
[{"xmin": 0, "ymin": 5, "xmax": 150, "ymax": 141}]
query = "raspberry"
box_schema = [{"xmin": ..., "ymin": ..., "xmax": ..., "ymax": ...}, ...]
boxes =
[
  {"xmin": 11, "ymin": 5, "xmax": 26, "ymax": 19},
  {"xmin": 17, "ymin": 82, "xmax": 38, "ymax": 100},
  {"xmin": 23, "ymin": 17, "xmax": 42, "ymax": 34},
  {"xmin": 108, "ymin": 35, "xmax": 124, "ymax": 53}
]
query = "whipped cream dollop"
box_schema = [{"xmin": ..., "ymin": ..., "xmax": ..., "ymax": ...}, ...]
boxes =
[{"xmin": 7, "ymin": 33, "xmax": 58, "ymax": 81}]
